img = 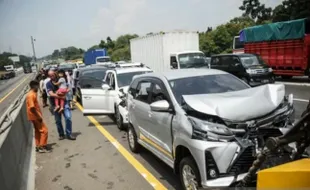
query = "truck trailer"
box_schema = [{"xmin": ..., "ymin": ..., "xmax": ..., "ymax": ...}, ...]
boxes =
[
  {"xmin": 83, "ymin": 49, "xmax": 110, "ymax": 65},
  {"xmin": 239, "ymin": 18, "xmax": 310, "ymax": 78},
  {"xmin": 130, "ymin": 31, "xmax": 208, "ymax": 72}
]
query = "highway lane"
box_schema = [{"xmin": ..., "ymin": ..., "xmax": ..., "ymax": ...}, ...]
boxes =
[
  {"xmin": 0, "ymin": 73, "xmax": 34, "ymax": 116},
  {"xmin": 36, "ymin": 82, "xmax": 310, "ymax": 190}
]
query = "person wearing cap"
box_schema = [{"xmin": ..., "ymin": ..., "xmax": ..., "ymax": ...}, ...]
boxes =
[{"xmin": 46, "ymin": 70, "xmax": 76, "ymax": 140}]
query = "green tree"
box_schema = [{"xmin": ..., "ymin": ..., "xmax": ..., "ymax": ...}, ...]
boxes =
[
  {"xmin": 106, "ymin": 37, "xmax": 115, "ymax": 49},
  {"xmin": 240, "ymin": 0, "xmax": 272, "ymax": 24},
  {"xmin": 52, "ymin": 49, "xmax": 60, "ymax": 58},
  {"xmin": 272, "ymin": 0, "xmax": 310, "ymax": 22},
  {"xmin": 88, "ymin": 45, "xmax": 100, "ymax": 51}
]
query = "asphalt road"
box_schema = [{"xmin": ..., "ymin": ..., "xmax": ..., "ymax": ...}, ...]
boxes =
[
  {"xmin": 0, "ymin": 73, "xmax": 34, "ymax": 116},
  {"xmin": 35, "ymin": 82, "xmax": 310, "ymax": 190}
]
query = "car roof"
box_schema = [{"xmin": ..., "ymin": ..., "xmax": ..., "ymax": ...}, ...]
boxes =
[
  {"xmin": 112, "ymin": 67, "xmax": 151, "ymax": 74},
  {"xmin": 136, "ymin": 69, "xmax": 227, "ymax": 81},
  {"xmin": 211, "ymin": 53, "xmax": 255, "ymax": 57}
]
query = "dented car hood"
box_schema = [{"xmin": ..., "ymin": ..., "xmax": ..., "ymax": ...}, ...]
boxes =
[{"xmin": 182, "ymin": 84, "xmax": 285, "ymax": 121}]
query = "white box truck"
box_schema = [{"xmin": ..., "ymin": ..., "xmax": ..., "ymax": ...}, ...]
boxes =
[{"xmin": 130, "ymin": 31, "xmax": 208, "ymax": 72}]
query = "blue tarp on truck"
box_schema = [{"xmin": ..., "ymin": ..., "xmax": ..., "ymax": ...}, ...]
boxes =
[{"xmin": 83, "ymin": 49, "xmax": 108, "ymax": 65}]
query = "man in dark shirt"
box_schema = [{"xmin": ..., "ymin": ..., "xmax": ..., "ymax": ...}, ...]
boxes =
[{"xmin": 46, "ymin": 70, "xmax": 76, "ymax": 140}]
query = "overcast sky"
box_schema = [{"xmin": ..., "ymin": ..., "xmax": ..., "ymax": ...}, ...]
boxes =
[{"xmin": 0, "ymin": 0, "xmax": 282, "ymax": 57}]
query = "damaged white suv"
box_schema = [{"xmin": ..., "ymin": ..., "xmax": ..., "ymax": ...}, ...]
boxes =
[{"xmin": 126, "ymin": 69, "xmax": 295, "ymax": 189}]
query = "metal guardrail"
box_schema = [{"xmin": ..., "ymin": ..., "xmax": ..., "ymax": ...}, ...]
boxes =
[{"xmin": 0, "ymin": 74, "xmax": 34, "ymax": 135}]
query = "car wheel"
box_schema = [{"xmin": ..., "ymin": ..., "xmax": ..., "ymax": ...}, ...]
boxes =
[
  {"xmin": 127, "ymin": 124, "xmax": 140, "ymax": 153},
  {"xmin": 179, "ymin": 157, "xmax": 201, "ymax": 190},
  {"xmin": 115, "ymin": 106, "xmax": 125, "ymax": 130}
]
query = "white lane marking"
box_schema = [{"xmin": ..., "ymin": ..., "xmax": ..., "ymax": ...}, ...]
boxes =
[
  {"xmin": 294, "ymin": 98, "xmax": 309, "ymax": 102},
  {"xmin": 276, "ymin": 82, "xmax": 310, "ymax": 87}
]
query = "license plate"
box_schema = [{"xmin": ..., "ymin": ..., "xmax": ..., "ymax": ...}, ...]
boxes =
[{"xmin": 262, "ymin": 79, "xmax": 269, "ymax": 83}]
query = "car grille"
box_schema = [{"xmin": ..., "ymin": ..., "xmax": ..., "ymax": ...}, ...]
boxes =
[
  {"xmin": 227, "ymin": 146, "xmax": 255, "ymax": 176},
  {"xmin": 255, "ymin": 68, "xmax": 269, "ymax": 74}
]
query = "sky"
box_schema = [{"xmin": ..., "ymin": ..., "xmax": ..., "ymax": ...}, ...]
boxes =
[{"xmin": 0, "ymin": 0, "xmax": 282, "ymax": 57}]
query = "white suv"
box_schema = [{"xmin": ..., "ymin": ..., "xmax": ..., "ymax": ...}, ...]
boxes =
[{"xmin": 82, "ymin": 64, "xmax": 152, "ymax": 129}]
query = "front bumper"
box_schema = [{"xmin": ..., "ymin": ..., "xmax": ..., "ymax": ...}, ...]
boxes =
[
  {"xmin": 118, "ymin": 105, "xmax": 128, "ymax": 124},
  {"xmin": 248, "ymin": 73, "xmax": 275, "ymax": 87}
]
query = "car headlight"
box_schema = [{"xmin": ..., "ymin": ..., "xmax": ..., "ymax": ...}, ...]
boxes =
[
  {"xmin": 188, "ymin": 117, "xmax": 234, "ymax": 142},
  {"xmin": 246, "ymin": 69, "xmax": 257, "ymax": 74},
  {"xmin": 268, "ymin": 68, "xmax": 273, "ymax": 72},
  {"xmin": 288, "ymin": 94, "xmax": 294, "ymax": 107}
]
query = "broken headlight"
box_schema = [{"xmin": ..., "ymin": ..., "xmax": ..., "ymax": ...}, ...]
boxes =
[{"xmin": 188, "ymin": 116, "xmax": 234, "ymax": 142}]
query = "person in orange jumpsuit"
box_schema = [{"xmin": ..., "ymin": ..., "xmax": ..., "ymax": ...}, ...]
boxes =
[{"xmin": 26, "ymin": 80, "xmax": 50, "ymax": 153}]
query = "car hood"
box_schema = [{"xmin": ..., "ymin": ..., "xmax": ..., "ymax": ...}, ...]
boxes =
[{"xmin": 182, "ymin": 84, "xmax": 285, "ymax": 121}]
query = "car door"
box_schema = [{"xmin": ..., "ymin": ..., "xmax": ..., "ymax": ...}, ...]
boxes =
[
  {"xmin": 146, "ymin": 80, "xmax": 174, "ymax": 160},
  {"xmin": 131, "ymin": 80, "xmax": 152, "ymax": 138},
  {"xmin": 82, "ymin": 71, "xmax": 117, "ymax": 115}
]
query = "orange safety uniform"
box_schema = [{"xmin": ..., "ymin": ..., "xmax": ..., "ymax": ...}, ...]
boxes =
[{"xmin": 26, "ymin": 90, "xmax": 48, "ymax": 147}]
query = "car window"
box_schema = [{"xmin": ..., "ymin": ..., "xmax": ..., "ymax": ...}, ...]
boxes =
[
  {"xmin": 150, "ymin": 84, "xmax": 168, "ymax": 103},
  {"xmin": 105, "ymin": 73, "xmax": 111, "ymax": 85},
  {"xmin": 128, "ymin": 79, "xmax": 139, "ymax": 97},
  {"xmin": 169, "ymin": 74, "xmax": 249, "ymax": 104},
  {"xmin": 79, "ymin": 70, "xmax": 107, "ymax": 89},
  {"xmin": 135, "ymin": 81, "xmax": 152, "ymax": 103},
  {"xmin": 110, "ymin": 73, "xmax": 116, "ymax": 89},
  {"xmin": 219, "ymin": 56, "xmax": 233, "ymax": 67},
  {"xmin": 117, "ymin": 71, "xmax": 151, "ymax": 88}
]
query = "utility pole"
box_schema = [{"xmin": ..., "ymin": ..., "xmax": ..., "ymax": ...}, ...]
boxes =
[{"xmin": 31, "ymin": 36, "xmax": 37, "ymax": 61}]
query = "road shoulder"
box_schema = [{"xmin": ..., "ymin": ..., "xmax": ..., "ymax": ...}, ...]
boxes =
[{"xmin": 35, "ymin": 105, "xmax": 152, "ymax": 190}]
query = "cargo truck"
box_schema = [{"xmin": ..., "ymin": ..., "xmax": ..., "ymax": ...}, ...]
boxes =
[
  {"xmin": 23, "ymin": 62, "xmax": 32, "ymax": 73},
  {"xmin": 237, "ymin": 18, "xmax": 310, "ymax": 78},
  {"xmin": 130, "ymin": 31, "xmax": 208, "ymax": 72},
  {"xmin": 0, "ymin": 65, "xmax": 16, "ymax": 80},
  {"xmin": 83, "ymin": 48, "xmax": 111, "ymax": 65}
]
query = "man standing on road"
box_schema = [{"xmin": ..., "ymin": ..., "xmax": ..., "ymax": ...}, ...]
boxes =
[
  {"xmin": 46, "ymin": 70, "xmax": 76, "ymax": 140},
  {"xmin": 26, "ymin": 80, "xmax": 50, "ymax": 153}
]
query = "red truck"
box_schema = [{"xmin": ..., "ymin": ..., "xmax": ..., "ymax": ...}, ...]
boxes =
[{"xmin": 236, "ymin": 18, "xmax": 310, "ymax": 79}]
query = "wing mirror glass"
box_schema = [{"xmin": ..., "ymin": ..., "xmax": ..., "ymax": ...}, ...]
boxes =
[
  {"xmin": 102, "ymin": 83, "xmax": 111, "ymax": 91},
  {"xmin": 150, "ymin": 100, "xmax": 170, "ymax": 112}
]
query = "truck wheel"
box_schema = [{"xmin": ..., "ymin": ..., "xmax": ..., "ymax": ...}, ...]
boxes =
[
  {"xmin": 179, "ymin": 156, "xmax": 201, "ymax": 190},
  {"xmin": 282, "ymin": 75, "xmax": 292, "ymax": 80},
  {"xmin": 115, "ymin": 106, "xmax": 125, "ymax": 130},
  {"xmin": 127, "ymin": 124, "xmax": 140, "ymax": 153}
]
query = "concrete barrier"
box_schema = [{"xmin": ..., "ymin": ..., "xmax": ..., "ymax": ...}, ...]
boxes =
[{"xmin": 0, "ymin": 86, "xmax": 35, "ymax": 190}]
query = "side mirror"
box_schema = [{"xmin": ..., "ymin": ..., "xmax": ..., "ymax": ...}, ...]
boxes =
[
  {"xmin": 171, "ymin": 62, "xmax": 178, "ymax": 69},
  {"xmin": 102, "ymin": 84, "xmax": 111, "ymax": 91},
  {"xmin": 150, "ymin": 100, "xmax": 170, "ymax": 112},
  {"xmin": 119, "ymin": 88, "xmax": 124, "ymax": 94}
]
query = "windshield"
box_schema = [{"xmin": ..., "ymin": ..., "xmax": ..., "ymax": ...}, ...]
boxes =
[
  {"xmin": 169, "ymin": 74, "xmax": 249, "ymax": 104},
  {"xmin": 97, "ymin": 57, "xmax": 110, "ymax": 63},
  {"xmin": 79, "ymin": 69, "xmax": 107, "ymax": 88},
  {"xmin": 178, "ymin": 53, "xmax": 207, "ymax": 69},
  {"xmin": 234, "ymin": 36, "xmax": 244, "ymax": 49},
  {"xmin": 240, "ymin": 55, "xmax": 266, "ymax": 67},
  {"xmin": 117, "ymin": 71, "xmax": 151, "ymax": 88}
]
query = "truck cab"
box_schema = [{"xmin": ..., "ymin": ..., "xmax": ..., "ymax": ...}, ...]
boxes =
[{"xmin": 170, "ymin": 51, "xmax": 208, "ymax": 69}]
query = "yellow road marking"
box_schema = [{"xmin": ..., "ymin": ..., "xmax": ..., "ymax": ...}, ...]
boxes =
[
  {"xmin": 75, "ymin": 103, "xmax": 168, "ymax": 190},
  {"xmin": 0, "ymin": 75, "xmax": 31, "ymax": 103},
  {"xmin": 140, "ymin": 134, "xmax": 173, "ymax": 159}
]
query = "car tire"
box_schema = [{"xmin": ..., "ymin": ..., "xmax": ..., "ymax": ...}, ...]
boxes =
[
  {"xmin": 127, "ymin": 124, "xmax": 140, "ymax": 153},
  {"xmin": 179, "ymin": 156, "xmax": 201, "ymax": 190},
  {"xmin": 115, "ymin": 106, "xmax": 125, "ymax": 130}
]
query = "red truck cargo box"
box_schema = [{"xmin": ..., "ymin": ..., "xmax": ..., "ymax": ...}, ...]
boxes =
[{"xmin": 244, "ymin": 34, "xmax": 310, "ymax": 76}]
